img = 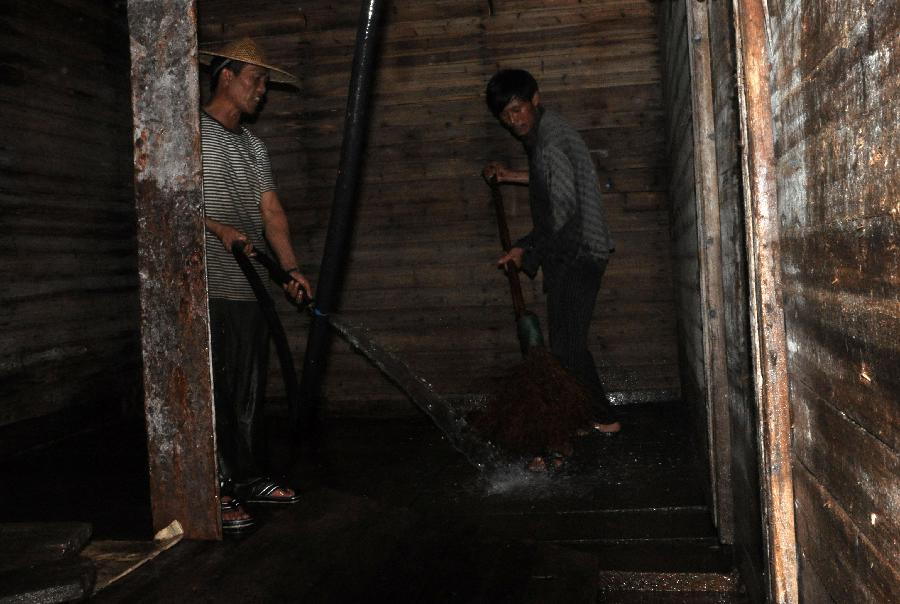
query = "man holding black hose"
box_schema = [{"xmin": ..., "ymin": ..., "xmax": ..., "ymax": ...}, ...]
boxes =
[
  {"xmin": 483, "ymin": 69, "xmax": 621, "ymax": 447},
  {"xmin": 199, "ymin": 38, "xmax": 312, "ymax": 533}
]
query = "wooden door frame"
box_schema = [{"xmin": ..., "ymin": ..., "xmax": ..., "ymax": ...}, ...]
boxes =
[{"xmin": 731, "ymin": 0, "xmax": 798, "ymax": 601}]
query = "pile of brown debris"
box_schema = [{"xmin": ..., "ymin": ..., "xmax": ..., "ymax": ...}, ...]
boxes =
[{"xmin": 468, "ymin": 348, "xmax": 594, "ymax": 457}]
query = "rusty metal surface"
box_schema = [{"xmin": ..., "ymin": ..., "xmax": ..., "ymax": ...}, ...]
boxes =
[
  {"xmin": 731, "ymin": 0, "xmax": 798, "ymax": 601},
  {"xmin": 127, "ymin": 0, "xmax": 219, "ymax": 540}
]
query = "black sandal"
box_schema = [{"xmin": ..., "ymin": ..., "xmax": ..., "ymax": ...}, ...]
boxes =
[
  {"xmin": 221, "ymin": 497, "xmax": 255, "ymax": 533},
  {"xmin": 239, "ymin": 478, "xmax": 301, "ymax": 504}
]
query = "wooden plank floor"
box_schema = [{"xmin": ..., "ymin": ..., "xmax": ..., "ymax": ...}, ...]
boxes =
[{"xmin": 1, "ymin": 404, "xmax": 750, "ymax": 602}]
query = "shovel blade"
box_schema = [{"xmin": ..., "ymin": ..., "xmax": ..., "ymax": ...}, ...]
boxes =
[{"xmin": 516, "ymin": 312, "xmax": 545, "ymax": 356}]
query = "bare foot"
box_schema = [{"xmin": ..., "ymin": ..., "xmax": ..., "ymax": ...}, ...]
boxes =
[
  {"xmin": 592, "ymin": 421, "xmax": 622, "ymax": 434},
  {"xmin": 268, "ymin": 486, "xmax": 296, "ymax": 499},
  {"xmin": 221, "ymin": 496, "xmax": 253, "ymax": 524},
  {"xmin": 527, "ymin": 456, "xmax": 548, "ymax": 472},
  {"xmin": 240, "ymin": 479, "xmax": 301, "ymax": 503}
]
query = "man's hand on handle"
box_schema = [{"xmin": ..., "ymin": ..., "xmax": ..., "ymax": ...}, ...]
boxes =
[
  {"xmin": 208, "ymin": 219, "xmax": 255, "ymax": 257},
  {"xmin": 497, "ymin": 247, "xmax": 525, "ymax": 272},
  {"xmin": 483, "ymin": 161, "xmax": 529, "ymax": 185},
  {"xmin": 283, "ymin": 269, "xmax": 312, "ymax": 305},
  {"xmin": 483, "ymin": 161, "xmax": 508, "ymax": 183}
]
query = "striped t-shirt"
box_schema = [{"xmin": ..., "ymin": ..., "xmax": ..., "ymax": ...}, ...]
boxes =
[{"xmin": 201, "ymin": 112, "xmax": 276, "ymax": 301}]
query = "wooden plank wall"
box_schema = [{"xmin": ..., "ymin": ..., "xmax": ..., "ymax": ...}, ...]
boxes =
[
  {"xmin": 707, "ymin": 1, "xmax": 763, "ymax": 598},
  {"xmin": 198, "ymin": 0, "xmax": 680, "ymax": 415},
  {"xmin": 767, "ymin": 0, "xmax": 900, "ymax": 601},
  {"xmin": 0, "ymin": 1, "xmax": 140, "ymax": 428},
  {"xmin": 658, "ymin": 4, "xmax": 706, "ymax": 437}
]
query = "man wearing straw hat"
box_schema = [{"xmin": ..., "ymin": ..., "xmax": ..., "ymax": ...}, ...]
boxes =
[{"xmin": 199, "ymin": 38, "xmax": 312, "ymax": 533}]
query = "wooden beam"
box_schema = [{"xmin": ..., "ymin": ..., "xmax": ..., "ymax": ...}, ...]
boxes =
[
  {"xmin": 127, "ymin": 0, "xmax": 220, "ymax": 540},
  {"xmin": 685, "ymin": 0, "xmax": 734, "ymax": 543},
  {"xmin": 732, "ymin": 0, "xmax": 798, "ymax": 600}
]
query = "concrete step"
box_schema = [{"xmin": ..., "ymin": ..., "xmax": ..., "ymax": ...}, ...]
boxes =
[
  {"xmin": 517, "ymin": 543, "xmax": 746, "ymax": 603},
  {"xmin": 585, "ymin": 541, "xmax": 734, "ymax": 574},
  {"xmin": 474, "ymin": 505, "xmax": 717, "ymax": 544},
  {"xmin": 0, "ymin": 558, "xmax": 96, "ymax": 604},
  {"xmin": 597, "ymin": 569, "xmax": 749, "ymax": 602},
  {"xmin": 469, "ymin": 506, "xmax": 746, "ymax": 601},
  {"xmin": 0, "ymin": 522, "xmax": 97, "ymax": 603}
]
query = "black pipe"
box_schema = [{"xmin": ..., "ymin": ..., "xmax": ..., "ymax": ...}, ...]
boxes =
[{"xmin": 298, "ymin": 0, "xmax": 384, "ymax": 433}]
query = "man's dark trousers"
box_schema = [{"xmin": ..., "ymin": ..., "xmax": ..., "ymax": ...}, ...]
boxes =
[
  {"xmin": 209, "ymin": 299, "xmax": 270, "ymax": 493},
  {"xmin": 545, "ymin": 258, "xmax": 616, "ymax": 423}
]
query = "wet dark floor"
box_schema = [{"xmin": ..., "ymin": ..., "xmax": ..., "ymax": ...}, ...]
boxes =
[{"xmin": 1, "ymin": 403, "xmax": 750, "ymax": 602}]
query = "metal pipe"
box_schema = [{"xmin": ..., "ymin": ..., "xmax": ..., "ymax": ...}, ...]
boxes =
[{"xmin": 299, "ymin": 0, "xmax": 384, "ymax": 430}]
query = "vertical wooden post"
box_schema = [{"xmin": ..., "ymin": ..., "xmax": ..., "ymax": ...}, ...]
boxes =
[
  {"xmin": 732, "ymin": 0, "xmax": 798, "ymax": 600},
  {"xmin": 685, "ymin": 0, "xmax": 734, "ymax": 543},
  {"xmin": 127, "ymin": 0, "xmax": 220, "ymax": 540}
]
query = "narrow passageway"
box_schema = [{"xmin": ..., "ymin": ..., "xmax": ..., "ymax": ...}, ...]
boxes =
[{"xmin": 0, "ymin": 404, "xmax": 745, "ymax": 602}]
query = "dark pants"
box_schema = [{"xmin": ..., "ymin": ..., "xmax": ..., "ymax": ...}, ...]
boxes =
[
  {"xmin": 545, "ymin": 259, "xmax": 616, "ymax": 424},
  {"xmin": 209, "ymin": 299, "xmax": 270, "ymax": 494}
]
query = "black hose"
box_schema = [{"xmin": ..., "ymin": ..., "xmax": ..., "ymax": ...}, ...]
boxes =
[{"xmin": 298, "ymin": 0, "xmax": 384, "ymax": 434}]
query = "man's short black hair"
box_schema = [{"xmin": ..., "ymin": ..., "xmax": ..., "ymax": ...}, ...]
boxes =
[
  {"xmin": 210, "ymin": 57, "xmax": 247, "ymax": 93},
  {"xmin": 485, "ymin": 69, "xmax": 539, "ymax": 118}
]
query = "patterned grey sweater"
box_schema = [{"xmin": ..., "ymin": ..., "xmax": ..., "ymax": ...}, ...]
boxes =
[{"xmin": 516, "ymin": 109, "xmax": 612, "ymax": 289}]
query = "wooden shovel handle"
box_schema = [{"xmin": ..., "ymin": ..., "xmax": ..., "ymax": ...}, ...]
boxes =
[{"xmin": 489, "ymin": 181, "xmax": 527, "ymax": 320}]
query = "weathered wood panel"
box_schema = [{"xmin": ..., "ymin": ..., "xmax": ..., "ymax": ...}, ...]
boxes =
[
  {"xmin": 198, "ymin": 0, "xmax": 681, "ymax": 413},
  {"xmin": 0, "ymin": 1, "xmax": 140, "ymax": 427},
  {"xmin": 684, "ymin": 0, "xmax": 734, "ymax": 542},
  {"xmin": 796, "ymin": 548, "xmax": 834, "ymax": 604},
  {"xmin": 659, "ymin": 0, "xmax": 707, "ymax": 465},
  {"xmin": 767, "ymin": 0, "xmax": 900, "ymax": 600},
  {"xmin": 733, "ymin": 0, "xmax": 799, "ymax": 597},
  {"xmin": 707, "ymin": 0, "xmax": 764, "ymax": 598},
  {"xmin": 793, "ymin": 464, "xmax": 898, "ymax": 603},
  {"xmin": 793, "ymin": 384, "xmax": 899, "ymax": 564}
]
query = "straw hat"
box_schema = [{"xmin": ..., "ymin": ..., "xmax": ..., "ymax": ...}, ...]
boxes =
[{"xmin": 199, "ymin": 37, "xmax": 297, "ymax": 84}]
